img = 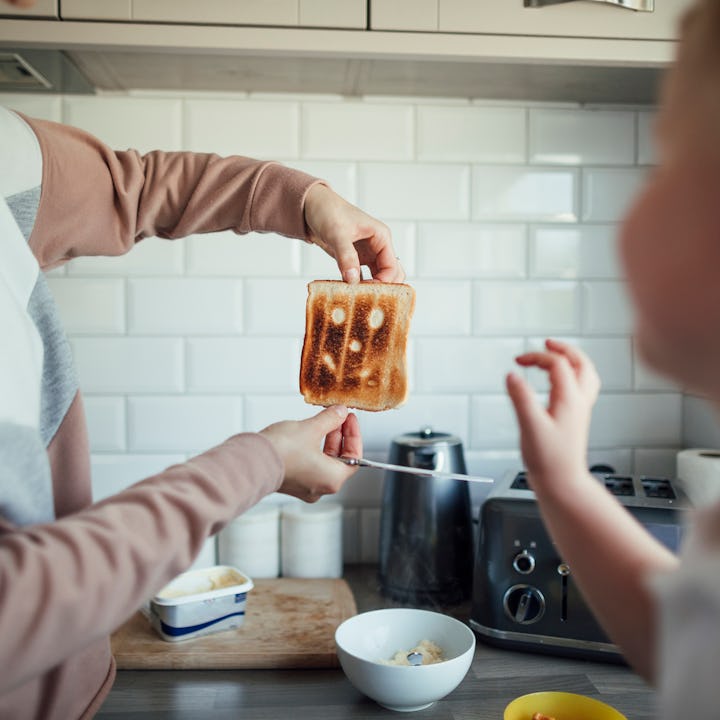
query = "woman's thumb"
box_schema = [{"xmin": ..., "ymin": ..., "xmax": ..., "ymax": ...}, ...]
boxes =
[{"xmin": 310, "ymin": 405, "xmax": 349, "ymax": 433}]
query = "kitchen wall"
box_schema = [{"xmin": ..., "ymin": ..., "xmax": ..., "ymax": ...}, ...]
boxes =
[{"xmin": 4, "ymin": 89, "xmax": 717, "ymax": 565}]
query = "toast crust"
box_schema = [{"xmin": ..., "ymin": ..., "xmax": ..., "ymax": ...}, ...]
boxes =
[{"xmin": 299, "ymin": 280, "xmax": 415, "ymax": 412}]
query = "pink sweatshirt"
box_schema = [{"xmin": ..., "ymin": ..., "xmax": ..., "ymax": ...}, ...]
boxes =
[{"xmin": 0, "ymin": 109, "xmax": 320, "ymax": 719}]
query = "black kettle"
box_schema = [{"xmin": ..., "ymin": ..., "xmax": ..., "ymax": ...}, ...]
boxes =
[{"xmin": 378, "ymin": 427, "xmax": 474, "ymax": 606}]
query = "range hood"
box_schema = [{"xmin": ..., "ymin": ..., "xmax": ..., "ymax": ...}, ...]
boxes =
[{"xmin": 0, "ymin": 16, "xmax": 669, "ymax": 103}]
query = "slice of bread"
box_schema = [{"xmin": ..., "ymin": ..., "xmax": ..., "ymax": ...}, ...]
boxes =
[{"xmin": 300, "ymin": 280, "xmax": 416, "ymax": 412}]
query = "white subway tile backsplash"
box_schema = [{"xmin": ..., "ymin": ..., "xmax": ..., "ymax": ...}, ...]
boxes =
[
  {"xmin": 529, "ymin": 224, "xmax": 620, "ymax": 279},
  {"xmin": 186, "ymin": 231, "xmax": 301, "ymax": 277},
  {"xmin": 682, "ymin": 395, "xmax": 720, "ymax": 448},
  {"xmin": 342, "ymin": 508, "xmax": 360, "ymax": 564},
  {"xmin": 633, "ymin": 448, "xmax": 680, "ymax": 479},
  {"xmin": 63, "ymin": 97, "xmax": 183, "ymax": 153},
  {"xmin": 5, "ymin": 88, "xmax": 690, "ymax": 562},
  {"xmin": 464, "ymin": 449, "xmax": 523, "ymax": 483},
  {"xmin": 590, "ymin": 393, "xmax": 682, "ymax": 447},
  {"xmin": 415, "ymin": 337, "xmax": 522, "ymax": 393},
  {"xmin": 360, "ymin": 508, "xmax": 380, "ymax": 563},
  {"xmin": 128, "ymin": 278, "xmax": 243, "ymax": 335},
  {"xmin": 1, "ymin": 93, "xmax": 61, "ymax": 121},
  {"xmin": 582, "ymin": 280, "xmax": 633, "ymax": 334},
  {"xmin": 66, "ymin": 237, "xmax": 184, "ymax": 276},
  {"xmin": 357, "ymin": 163, "xmax": 470, "ymax": 220},
  {"xmin": 47, "ymin": 278, "xmax": 125, "ymax": 334},
  {"xmin": 587, "ymin": 448, "xmax": 632, "ymax": 475},
  {"xmin": 187, "ymin": 338, "xmax": 301, "ymax": 393},
  {"xmin": 91, "ymin": 453, "xmax": 186, "ymax": 501},
  {"xmin": 473, "ymin": 281, "xmax": 579, "ymax": 334},
  {"xmin": 245, "ymin": 278, "xmax": 309, "ymax": 335},
  {"xmin": 354, "ymin": 395, "xmax": 470, "ymax": 452},
  {"xmin": 417, "ymin": 223, "xmax": 526, "ymax": 279},
  {"xmin": 581, "ymin": 167, "xmax": 648, "ymax": 222},
  {"xmin": 244, "ymin": 395, "xmax": 329, "ymax": 434},
  {"xmin": 472, "ymin": 166, "xmax": 578, "ymax": 222},
  {"xmin": 526, "ymin": 336, "xmax": 632, "ymax": 392},
  {"xmin": 410, "ymin": 280, "xmax": 472, "ymax": 336},
  {"xmin": 529, "ymin": 109, "xmax": 634, "ymax": 166},
  {"xmin": 469, "ymin": 395, "xmax": 520, "ymax": 449},
  {"xmin": 128, "ymin": 396, "xmax": 243, "ymax": 452},
  {"xmin": 72, "ymin": 338, "xmax": 184, "ymax": 393},
  {"xmin": 301, "ymin": 102, "xmax": 413, "ymax": 160},
  {"xmin": 637, "ymin": 111, "xmax": 658, "ymax": 166},
  {"xmin": 417, "ymin": 105, "xmax": 526, "ymax": 163},
  {"xmin": 184, "ymin": 99, "xmax": 300, "ymax": 157},
  {"xmin": 84, "ymin": 396, "xmax": 126, "ymax": 452}
]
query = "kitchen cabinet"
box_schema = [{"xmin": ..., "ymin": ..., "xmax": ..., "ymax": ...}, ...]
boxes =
[
  {"xmin": 0, "ymin": 0, "xmax": 57, "ymax": 18},
  {"xmin": 59, "ymin": 0, "xmax": 367, "ymax": 29},
  {"xmin": 371, "ymin": 0, "xmax": 691, "ymax": 40},
  {"xmin": 370, "ymin": 0, "xmax": 438, "ymax": 31},
  {"xmin": 438, "ymin": 0, "xmax": 690, "ymax": 40},
  {"xmin": 0, "ymin": 0, "xmax": 686, "ymax": 102}
]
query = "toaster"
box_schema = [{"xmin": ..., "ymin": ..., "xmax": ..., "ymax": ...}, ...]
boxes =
[{"xmin": 470, "ymin": 470, "xmax": 690, "ymax": 662}]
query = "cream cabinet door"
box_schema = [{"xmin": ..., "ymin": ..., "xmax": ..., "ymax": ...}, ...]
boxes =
[
  {"xmin": 439, "ymin": 0, "xmax": 691, "ymax": 41},
  {"xmin": 61, "ymin": 0, "xmax": 131, "ymax": 20},
  {"xmin": 370, "ymin": 0, "xmax": 438, "ymax": 30},
  {"xmin": 300, "ymin": 0, "xmax": 366, "ymax": 28},
  {"xmin": 131, "ymin": 0, "xmax": 298, "ymax": 25},
  {"xmin": 60, "ymin": 0, "xmax": 366, "ymax": 28},
  {"xmin": 1, "ymin": 0, "xmax": 57, "ymax": 18}
]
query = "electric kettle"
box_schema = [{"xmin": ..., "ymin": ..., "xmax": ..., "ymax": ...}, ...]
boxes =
[{"xmin": 378, "ymin": 427, "xmax": 473, "ymax": 606}]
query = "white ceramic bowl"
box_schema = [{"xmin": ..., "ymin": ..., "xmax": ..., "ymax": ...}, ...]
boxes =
[{"xmin": 335, "ymin": 608, "xmax": 475, "ymax": 712}]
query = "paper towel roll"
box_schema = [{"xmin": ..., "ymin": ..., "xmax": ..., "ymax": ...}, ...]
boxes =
[
  {"xmin": 676, "ymin": 448, "xmax": 720, "ymax": 506},
  {"xmin": 217, "ymin": 503, "xmax": 280, "ymax": 578}
]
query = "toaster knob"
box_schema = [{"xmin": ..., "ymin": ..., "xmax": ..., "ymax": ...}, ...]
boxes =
[
  {"xmin": 512, "ymin": 550, "xmax": 536, "ymax": 575},
  {"xmin": 503, "ymin": 585, "xmax": 546, "ymax": 625}
]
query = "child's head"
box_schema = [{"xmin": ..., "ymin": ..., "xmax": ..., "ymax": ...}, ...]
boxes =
[{"xmin": 619, "ymin": 0, "xmax": 720, "ymax": 399}]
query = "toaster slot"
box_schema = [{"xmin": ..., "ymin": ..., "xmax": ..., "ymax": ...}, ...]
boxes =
[
  {"xmin": 641, "ymin": 477, "xmax": 676, "ymax": 499},
  {"xmin": 603, "ymin": 475, "xmax": 635, "ymax": 496},
  {"xmin": 510, "ymin": 472, "xmax": 530, "ymax": 490}
]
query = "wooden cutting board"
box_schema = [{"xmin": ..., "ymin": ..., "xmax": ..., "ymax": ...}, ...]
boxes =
[{"xmin": 111, "ymin": 577, "xmax": 356, "ymax": 670}]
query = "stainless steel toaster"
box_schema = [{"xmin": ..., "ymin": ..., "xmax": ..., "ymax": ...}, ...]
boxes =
[{"xmin": 470, "ymin": 470, "xmax": 690, "ymax": 662}]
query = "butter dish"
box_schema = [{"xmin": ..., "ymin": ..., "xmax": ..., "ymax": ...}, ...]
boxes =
[{"xmin": 149, "ymin": 565, "xmax": 253, "ymax": 642}]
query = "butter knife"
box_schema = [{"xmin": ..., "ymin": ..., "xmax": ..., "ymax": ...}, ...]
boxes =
[{"xmin": 339, "ymin": 457, "xmax": 494, "ymax": 484}]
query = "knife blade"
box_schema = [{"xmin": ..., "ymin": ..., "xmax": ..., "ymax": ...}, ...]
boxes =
[{"xmin": 339, "ymin": 457, "xmax": 494, "ymax": 484}]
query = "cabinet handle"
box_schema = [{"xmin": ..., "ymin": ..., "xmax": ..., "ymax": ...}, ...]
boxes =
[{"xmin": 524, "ymin": 0, "xmax": 654, "ymax": 11}]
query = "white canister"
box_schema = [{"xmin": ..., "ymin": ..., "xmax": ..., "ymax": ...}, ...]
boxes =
[
  {"xmin": 280, "ymin": 502, "xmax": 343, "ymax": 578},
  {"xmin": 217, "ymin": 503, "xmax": 280, "ymax": 578}
]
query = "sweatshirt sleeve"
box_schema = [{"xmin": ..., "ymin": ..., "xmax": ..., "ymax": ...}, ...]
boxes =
[
  {"xmin": 0, "ymin": 431, "xmax": 283, "ymax": 695},
  {"xmin": 18, "ymin": 113, "xmax": 321, "ymax": 270}
]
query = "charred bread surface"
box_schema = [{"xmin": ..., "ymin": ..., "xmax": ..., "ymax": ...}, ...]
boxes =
[{"xmin": 300, "ymin": 280, "xmax": 415, "ymax": 412}]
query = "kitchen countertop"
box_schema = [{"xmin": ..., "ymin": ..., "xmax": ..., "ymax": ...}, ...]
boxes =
[{"xmin": 96, "ymin": 564, "xmax": 656, "ymax": 719}]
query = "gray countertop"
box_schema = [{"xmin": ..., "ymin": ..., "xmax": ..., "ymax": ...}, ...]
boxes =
[{"xmin": 96, "ymin": 565, "xmax": 656, "ymax": 719}]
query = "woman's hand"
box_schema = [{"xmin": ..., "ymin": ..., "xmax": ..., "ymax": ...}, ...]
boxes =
[
  {"xmin": 303, "ymin": 183, "xmax": 405, "ymax": 284},
  {"xmin": 506, "ymin": 339, "xmax": 600, "ymax": 489},
  {"xmin": 259, "ymin": 405, "xmax": 362, "ymax": 502}
]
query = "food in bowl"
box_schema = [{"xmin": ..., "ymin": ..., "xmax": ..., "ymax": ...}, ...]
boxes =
[
  {"xmin": 149, "ymin": 565, "xmax": 253, "ymax": 642},
  {"xmin": 335, "ymin": 608, "xmax": 475, "ymax": 712},
  {"xmin": 381, "ymin": 639, "xmax": 446, "ymax": 666},
  {"xmin": 504, "ymin": 691, "xmax": 627, "ymax": 720}
]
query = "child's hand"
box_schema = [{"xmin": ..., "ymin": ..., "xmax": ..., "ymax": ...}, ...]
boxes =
[
  {"xmin": 259, "ymin": 405, "xmax": 362, "ymax": 503},
  {"xmin": 506, "ymin": 339, "xmax": 600, "ymax": 489}
]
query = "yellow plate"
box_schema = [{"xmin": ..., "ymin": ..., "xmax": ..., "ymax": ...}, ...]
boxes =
[{"xmin": 504, "ymin": 691, "xmax": 628, "ymax": 720}]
